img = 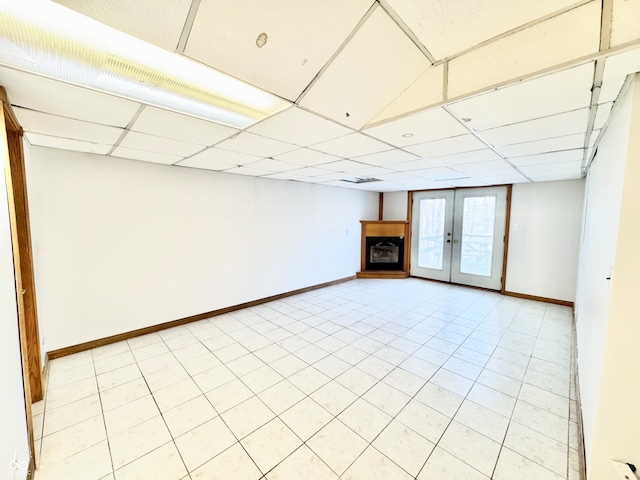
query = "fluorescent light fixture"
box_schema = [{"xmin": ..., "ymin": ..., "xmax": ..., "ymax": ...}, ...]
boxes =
[{"xmin": 0, "ymin": 0, "xmax": 291, "ymax": 128}]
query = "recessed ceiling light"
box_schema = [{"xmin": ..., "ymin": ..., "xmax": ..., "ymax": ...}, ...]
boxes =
[
  {"xmin": 0, "ymin": 1, "xmax": 291, "ymax": 128},
  {"xmin": 402, "ymin": 133, "xmax": 414, "ymax": 137}
]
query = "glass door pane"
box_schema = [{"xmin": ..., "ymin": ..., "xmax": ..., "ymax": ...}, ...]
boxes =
[
  {"xmin": 418, "ymin": 198, "xmax": 446, "ymax": 270},
  {"xmin": 410, "ymin": 190, "xmax": 454, "ymax": 282},
  {"xmin": 459, "ymin": 195, "xmax": 496, "ymax": 277}
]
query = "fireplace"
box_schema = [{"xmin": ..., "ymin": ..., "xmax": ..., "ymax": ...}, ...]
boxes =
[
  {"xmin": 365, "ymin": 236, "xmax": 404, "ymax": 271},
  {"xmin": 357, "ymin": 220, "xmax": 409, "ymax": 279}
]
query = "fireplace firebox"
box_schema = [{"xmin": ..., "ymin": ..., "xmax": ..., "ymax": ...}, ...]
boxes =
[{"xmin": 365, "ymin": 236, "xmax": 404, "ymax": 271}]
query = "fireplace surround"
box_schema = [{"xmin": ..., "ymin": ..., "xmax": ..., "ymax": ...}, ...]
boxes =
[{"xmin": 357, "ymin": 220, "xmax": 409, "ymax": 279}]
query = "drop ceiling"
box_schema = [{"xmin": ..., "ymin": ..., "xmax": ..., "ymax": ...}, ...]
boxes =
[{"xmin": 1, "ymin": 0, "xmax": 640, "ymax": 192}]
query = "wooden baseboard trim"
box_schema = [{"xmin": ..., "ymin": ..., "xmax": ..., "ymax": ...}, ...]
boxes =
[
  {"xmin": 503, "ymin": 291, "xmax": 574, "ymax": 307},
  {"xmin": 47, "ymin": 275, "xmax": 356, "ymax": 360},
  {"xmin": 356, "ymin": 271, "xmax": 409, "ymax": 279}
]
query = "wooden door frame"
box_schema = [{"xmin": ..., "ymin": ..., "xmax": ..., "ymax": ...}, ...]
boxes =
[{"xmin": 1, "ymin": 86, "xmax": 42, "ymax": 470}]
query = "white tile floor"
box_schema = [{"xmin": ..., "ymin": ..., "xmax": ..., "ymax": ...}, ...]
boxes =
[{"xmin": 32, "ymin": 278, "xmax": 582, "ymax": 480}]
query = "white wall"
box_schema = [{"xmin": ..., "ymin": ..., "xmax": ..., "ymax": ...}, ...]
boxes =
[
  {"xmin": 505, "ymin": 180, "xmax": 584, "ymax": 302},
  {"xmin": 382, "ymin": 191, "xmax": 408, "ymax": 220},
  {"xmin": 576, "ymin": 76, "xmax": 640, "ymax": 479},
  {"xmin": 1, "ymin": 131, "xmax": 30, "ymax": 478},
  {"xmin": 27, "ymin": 148, "xmax": 378, "ymax": 352}
]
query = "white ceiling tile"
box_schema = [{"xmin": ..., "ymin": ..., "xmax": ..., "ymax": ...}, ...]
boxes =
[
  {"xmin": 375, "ymin": 171, "xmax": 417, "ymax": 181},
  {"xmin": 352, "ymin": 149, "xmax": 419, "ymax": 166},
  {"xmin": 25, "ymin": 132, "xmax": 112, "ymax": 154},
  {"xmin": 179, "ymin": 148, "xmax": 262, "ymax": 169},
  {"xmin": 370, "ymin": 64, "xmax": 444, "ymax": 124},
  {"xmin": 244, "ymin": 158, "xmax": 301, "ymax": 172},
  {"xmin": 479, "ymin": 173, "xmax": 529, "ymax": 184},
  {"xmin": 318, "ymin": 160, "xmax": 371, "ymax": 172},
  {"xmin": 412, "ymin": 167, "xmax": 468, "ymax": 180},
  {"xmin": 111, "ymin": 146, "xmax": 182, "ymax": 165},
  {"xmin": 610, "ymin": 0, "xmax": 640, "ymax": 46},
  {"xmin": 432, "ymin": 149, "xmax": 502, "ymax": 166},
  {"xmin": 340, "ymin": 165, "xmax": 390, "ymax": 177},
  {"xmin": 452, "ymin": 160, "xmax": 513, "ymax": 173},
  {"xmin": 0, "ymin": 67, "xmax": 140, "ymax": 127},
  {"xmin": 499, "ymin": 134, "xmax": 585, "ymax": 157},
  {"xmin": 288, "ymin": 166, "xmax": 336, "ymax": 177},
  {"xmin": 527, "ymin": 170, "xmax": 583, "ymax": 182},
  {"xmin": 262, "ymin": 172, "xmax": 305, "ymax": 181},
  {"xmin": 405, "ymin": 134, "xmax": 487, "ymax": 158},
  {"xmin": 445, "ymin": 178, "xmax": 489, "ymax": 188},
  {"xmin": 273, "ymin": 149, "xmax": 342, "ymax": 167},
  {"xmin": 222, "ymin": 166, "xmax": 273, "ymax": 177},
  {"xmin": 589, "ymin": 130, "xmax": 601, "ymax": 149},
  {"xmin": 510, "ymin": 149, "xmax": 585, "ymax": 167},
  {"xmin": 481, "ymin": 108, "xmax": 590, "ymax": 146},
  {"xmin": 15, "ymin": 107, "xmax": 123, "ymax": 144},
  {"xmin": 519, "ymin": 161, "xmax": 583, "ymax": 174},
  {"xmin": 448, "ymin": 63, "xmax": 594, "ymax": 131},
  {"xmin": 53, "ymin": 0, "xmax": 192, "ymax": 51},
  {"xmin": 131, "ymin": 106, "xmax": 238, "ymax": 146},
  {"xmin": 216, "ymin": 132, "xmax": 298, "ymax": 157},
  {"xmin": 248, "ymin": 107, "xmax": 352, "ymax": 146},
  {"xmin": 594, "ymin": 102, "xmax": 614, "ymax": 130},
  {"xmin": 315, "ymin": 172, "xmax": 359, "ymax": 181},
  {"xmin": 184, "ymin": 0, "xmax": 372, "ymax": 100},
  {"xmin": 177, "ymin": 159, "xmax": 236, "ymax": 172},
  {"xmin": 365, "ymin": 108, "xmax": 468, "ymax": 147},
  {"xmin": 383, "ymin": 159, "xmax": 442, "ymax": 172},
  {"xmin": 119, "ymin": 131, "xmax": 204, "ymax": 157},
  {"xmin": 448, "ymin": 3, "xmax": 601, "ymax": 98},
  {"xmin": 603, "ymin": 47, "xmax": 640, "ymax": 81},
  {"xmin": 310, "ymin": 133, "xmax": 391, "ymax": 157},
  {"xmin": 385, "ymin": 0, "xmax": 579, "ymax": 59},
  {"xmin": 299, "ymin": 8, "xmax": 429, "ymax": 129}
]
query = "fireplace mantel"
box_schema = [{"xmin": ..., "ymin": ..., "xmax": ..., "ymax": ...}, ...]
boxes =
[{"xmin": 356, "ymin": 220, "xmax": 409, "ymax": 279}]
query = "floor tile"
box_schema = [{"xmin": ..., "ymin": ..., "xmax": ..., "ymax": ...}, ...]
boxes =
[
  {"xmin": 280, "ymin": 397, "xmax": 333, "ymax": 441},
  {"xmin": 287, "ymin": 366, "xmax": 330, "ymax": 394},
  {"xmin": 265, "ymin": 445, "xmax": 338, "ymax": 480},
  {"xmin": 381, "ymin": 368, "xmax": 426, "ymax": 396},
  {"xmin": 114, "ymin": 442, "xmax": 187, "ymax": 480},
  {"xmin": 309, "ymin": 381, "xmax": 358, "ymax": 416},
  {"xmin": 44, "ymin": 377, "xmax": 98, "ymax": 411},
  {"xmin": 258, "ymin": 380, "xmax": 306, "ymax": 415},
  {"xmin": 145, "ymin": 365, "xmax": 191, "ymax": 392},
  {"xmin": 453, "ymin": 400, "xmax": 510, "ymax": 443},
  {"xmin": 476, "ymin": 369, "xmax": 522, "ymax": 397},
  {"xmin": 429, "ymin": 368, "xmax": 473, "ymax": 396},
  {"xmin": 395, "ymin": 399, "xmax": 450, "ymax": 444},
  {"xmin": 338, "ymin": 398, "xmax": 392, "ymax": 442},
  {"xmin": 372, "ymin": 420, "xmax": 435, "ymax": 476},
  {"xmin": 519, "ymin": 382, "xmax": 570, "ymax": 418},
  {"xmin": 414, "ymin": 382, "xmax": 464, "ymax": 417},
  {"xmin": 39, "ymin": 415, "xmax": 106, "ymax": 467},
  {"xmin": 512, "ymin": 401, "xmax": 568, "ymax": 444},
  {"xmin": 438, "ymin": 421, "xmax": 501, "ymax": 477},
  {"xmin": 43, "ymin": 394, "xmax": 102, "ymax": 436},
  {"xmin": 35, "ymin": 441, "xmax": 112, "ymax": 480},
  {"xmin": 493, "ymin": 447, "xmax": 565, "ymax": 480},
  {"xmin": 97, "ymin": 364, "xmax": 142, "ymax": 392},
  {"xmin": 308, "ymin": 420, "xmax": 368, "ymax": 474},
  {"xmin": 174, "ymin": 416, "xmax": 237, "ymax": 471},
  {"xmin": 504, "ymin": 421, "xmax": 568, "ymax": 476},
  {"xmin": 269, "ymin": 354, "xmax": 308, "ymax": 377},
  {"xmin": 240, "ymin": 418, "xmax": 302, "ymax": 474},
  {"xmin": 205, "ymin": 378, "xmax": 254, "ymax": 413},
  {"xmin": 100, "ymin": 377, "xmax": 150, "ymax": 412},
  {"xmin": 241, "ymin": 366, "xmax": 284, "ymax": 394},
  {"xmin": 342, "ymin": 446, "xmax": 413, "ymax": 480},
  {"xmin": 104, "ymin": 395, "xmax": 161, "ymax": 436},
  {"xmin": 417, "ymin": 446, "xmax": 489, "ymax": 480},
  {"xmin": 163, "ymin": 395, "xmax": 217, "ymax": 438},
  {"xmin": 312, "ymin": 355, "xmax": 351, "ymax": 378},
  {"xmin": 221, "ymin": 396, "xmax": 275, "ymax": 439},
  {"xmin": 335, "ymin": 368, "xmax": 378, "ymax": 395},
  {"xmin": 192, "ymin": 365, "xmax": 236, "ymax": 393},
  {"xmin": 362, "ymin": 382, "xmax": 411, "ymax": 416},
  {"xmin": 109, "ymin": 416, "xmax": 171, "ymax": 470}
]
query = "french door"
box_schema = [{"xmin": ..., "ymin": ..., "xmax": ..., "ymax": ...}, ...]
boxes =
[{"xmin": 410, "ymin": 186, "xmax": 508, "ymax": 290}]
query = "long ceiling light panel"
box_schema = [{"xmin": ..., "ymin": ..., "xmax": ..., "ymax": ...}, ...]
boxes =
[{"xmin": 0, "ymin": 0, "xmax": 291, "ymax": 128}]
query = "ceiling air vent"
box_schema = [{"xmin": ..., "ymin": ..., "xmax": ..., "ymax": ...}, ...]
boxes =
[{"xmin": 340, "ymin": 177, "xmax": 382, "ymax": 184}]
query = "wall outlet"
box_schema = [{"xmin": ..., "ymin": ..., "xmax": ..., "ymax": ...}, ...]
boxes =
[{"xmin": 611, "ymin": 461, "xmax": 638, "ymax": 480}]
